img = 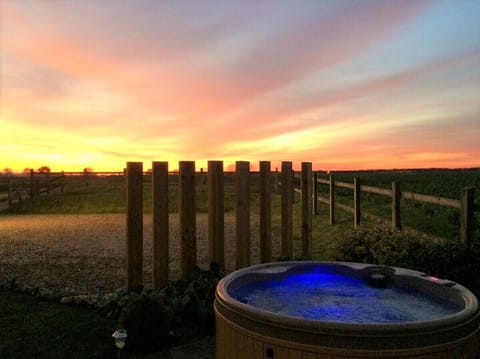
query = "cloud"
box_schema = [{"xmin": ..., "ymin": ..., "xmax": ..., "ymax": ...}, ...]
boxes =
[
  {"xmin": 184, "ymin": 48, "xmax": 480, "ymax": 146},
  {"xmin": 2, "ymin": 1, "xmax": 431, "ymax": 118},
  {"xmin": 216, "ymin": 1, "xmax": 431, "ymax": 100}
]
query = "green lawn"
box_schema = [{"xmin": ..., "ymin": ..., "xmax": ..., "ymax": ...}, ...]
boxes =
[{"xmin": 0, "ymin": 291, "xmax": 117, "ymax": 359}]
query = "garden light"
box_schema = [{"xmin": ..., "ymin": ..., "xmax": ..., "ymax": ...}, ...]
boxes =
[{"xmin": 112, "ymin": 329, "xmax": 127, "ymax": 357}]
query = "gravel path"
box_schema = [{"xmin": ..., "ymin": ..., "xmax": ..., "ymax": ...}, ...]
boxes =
[{"xmin": 0, "ymin": 214, "xmax": 269, "ymax": 296}]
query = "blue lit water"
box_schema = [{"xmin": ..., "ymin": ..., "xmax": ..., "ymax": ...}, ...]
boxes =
[{"xmin": 232, "ymin": 272, "xmax": 461, "ymax": 323}]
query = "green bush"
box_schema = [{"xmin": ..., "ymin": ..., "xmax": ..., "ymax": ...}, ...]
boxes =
[
  {"xmin": 433, "ymin": 241, "xmax": 480, "ymax": 287},
  {"xmin": 332, "ymin": 224, "xmax": 480, "ymax": 288},
  {"xmin": 162, "ymin": 264, "xmax": 223, "ymax": 339}
]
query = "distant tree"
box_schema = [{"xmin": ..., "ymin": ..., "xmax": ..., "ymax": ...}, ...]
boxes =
[
  {"xmin": 23, "ymin": 168, "xmax": 32, "ymax": 174},
  {"xmin": 38, "ymin": 166, "xmax": 51, "ymax": 173},
  {"xmin": 3, "ymin": 168, "xmax": 12, "ymax": 174},
  {"xmin": 83, "ymin": 167, "xmax": 94, "ymax": 173}
]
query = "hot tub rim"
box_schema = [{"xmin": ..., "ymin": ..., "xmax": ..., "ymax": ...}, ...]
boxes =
[{"xmin": 216, "ymin": 261, "xmax": 479, "ymax": 336}]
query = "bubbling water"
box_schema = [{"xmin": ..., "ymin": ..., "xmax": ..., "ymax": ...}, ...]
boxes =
[{"xmin": 232, "ymin": 272, "xmax": 461, "ymax": 323}]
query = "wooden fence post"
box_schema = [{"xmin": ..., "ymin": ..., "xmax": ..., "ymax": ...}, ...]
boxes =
[
  {"xmin": 260, "ymin": 161, "xmax": 272, "ymax": 263},
  {"xmin": 30, "ymin": 169, "xmax": 35, "ymax": 198},
  {"xmin": 329, "ymin": 174, "xmax": 335, "ymax": 225},
  {"xmin": 83, "ymin": 168, "xmax": 89, "ymax": 188},
  {"xmin": 7, "ymin": 173, "xmax": 12, "ymax": 207},
  {"xmin": 281, "ymin": 161, "xmax": 293, "ymax": 259},
  {"xmin": 313, "ymin": 172, "xmax": 319, "ymax": 215},
  {"xmin": 392, "ymin": 180, "xmax": 401, "ymax": 230},
  {"xmin": 354, "ymin": 177, "xmax": 361, "ymax": 227},
  {"xmin": 179, "ymin": 161, "xmax": 196, "ymax": 279},
  {"xmin": 122, "ymin": 168, "xmax": 126, "ymax": 197},
  {"xmin": 126, "ymin": 162, "xmax": 143, "ymax": 292},
  {"xmin": 236, "ymin": 161, "xmax": 250, "ymax": 269},
  {"xmin": 46, "ymin": 171, "xmax": 50, "ymax": 194},
  {"xmin": 208, "ymin": 161, "xmax": 224, "ymax": 269},
  {"xmin": 60, "ymin": 171, "xmax": 65, "ymax": 193},
  {"xmin": 152, "ymin": 161, "xmax": 169, "ymax": 291},
  {"xmin": 274, "ymin": 168, "xmax": 279, "ymax": 194},
  {"xmin": 301, "ymin": 162, "xmax": 313, "ymax": 259},
  {"xmin": 460, "ymin": 187, "xmax": 474, "ymax": 246}
]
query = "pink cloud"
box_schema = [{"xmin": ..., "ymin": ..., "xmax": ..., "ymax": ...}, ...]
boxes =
[
  {"xmin": 2, "ymin": 1, "xmax": 432, "ymax": 122},
  {"xmin": 216, "ymin": 1, "xmax": 432, "ymax": 103},
  {"xmin": 187, "ymin": 48, "xmax": 479, "ymax": 146}
]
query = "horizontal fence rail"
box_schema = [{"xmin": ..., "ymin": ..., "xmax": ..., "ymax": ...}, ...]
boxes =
[
  {"xmin": 401, "ymin": 191, "xmax": 461, "ymax": 209},
  {"xmin": 301, "ymin": 173, "xmax": 476, "ymax": 246}
]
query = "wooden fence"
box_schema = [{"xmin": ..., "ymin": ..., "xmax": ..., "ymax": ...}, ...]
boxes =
[
  {"xmin": 0, "ymin": 170, "xmax": 65, "ymax": 208},
  {"xmin": 0, "ymin": 170, "xmax": 128, "ymax": 209},
  {"xmin": 309, "ymin": 174, "xmax": 476, "ymax": 244},
  {"xmin": 125, "ymin": 160, "xmax": 478, "ymax": 293}
]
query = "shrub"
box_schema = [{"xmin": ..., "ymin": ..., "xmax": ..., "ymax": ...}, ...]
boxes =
[
  {"xmin": 433, "ymin": 241, "xmax": 480, "ymax": 287},
  {"xmin": 118, "ymin": 293, "xmax": 172, "ymax": 353},
  {"xmin": 104, "ymin": 264, "xmax": 223, "ymax": 353},
  {"xmin": 162, "ymin": 263, "xmax": 223, "ymax": 339}
]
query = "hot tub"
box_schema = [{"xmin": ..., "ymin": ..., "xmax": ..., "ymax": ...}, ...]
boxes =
[{"xmin": 215, "ymin": 261, "xmax": 480, "ymax": 358}]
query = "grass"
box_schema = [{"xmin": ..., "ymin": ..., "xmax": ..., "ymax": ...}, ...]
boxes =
[
  {"xmin": 1, "ymin": 176, "xmax": 127, "ymax": 214},
  {"xmin": 0, "ymin": 291, "xmax": 200, "ymax": 359},
  {"xmin": 317, "ymin": 168, "xmax": 480, "ymax": 241},
  {"xmin": 0, "ymin": 291, "xmax": 117, "ymax": 359},
  {"xmin": 2, "ymin": 169, "xmax": 478, "ymax": 242}
]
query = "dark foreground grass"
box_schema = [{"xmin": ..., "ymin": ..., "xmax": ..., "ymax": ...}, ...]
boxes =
[
  {"xmin": 0, "ymin": 290, "xmax": 216, "ymax": 359},
  {"xmin": 0, "ymin": 291, "xmax": 117, "ymax": 359}
]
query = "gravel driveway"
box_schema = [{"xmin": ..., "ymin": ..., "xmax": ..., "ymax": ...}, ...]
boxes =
[{"xmin": 0, "ymin": 213, "xmax": 269, "ymax": 296}]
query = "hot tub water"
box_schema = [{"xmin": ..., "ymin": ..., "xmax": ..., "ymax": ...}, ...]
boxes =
[{"xmin": 232, "ymin": 271, "xmax": 461, "ymax": 323}]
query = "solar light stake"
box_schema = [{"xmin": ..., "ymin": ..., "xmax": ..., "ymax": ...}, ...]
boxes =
[{"xmin": 112, "ymin": 329, "xmax": 127, "ymax": 358}]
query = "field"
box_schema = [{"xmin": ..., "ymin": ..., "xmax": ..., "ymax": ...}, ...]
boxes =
[{"xmin": 2, "ymin": 168, "xmax": 479, "ymax": 242}]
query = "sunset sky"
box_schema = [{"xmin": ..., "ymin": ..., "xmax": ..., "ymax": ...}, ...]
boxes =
[{"xmin": 1, "ymin": 0, "xmax": 479, "ymax": 172}]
